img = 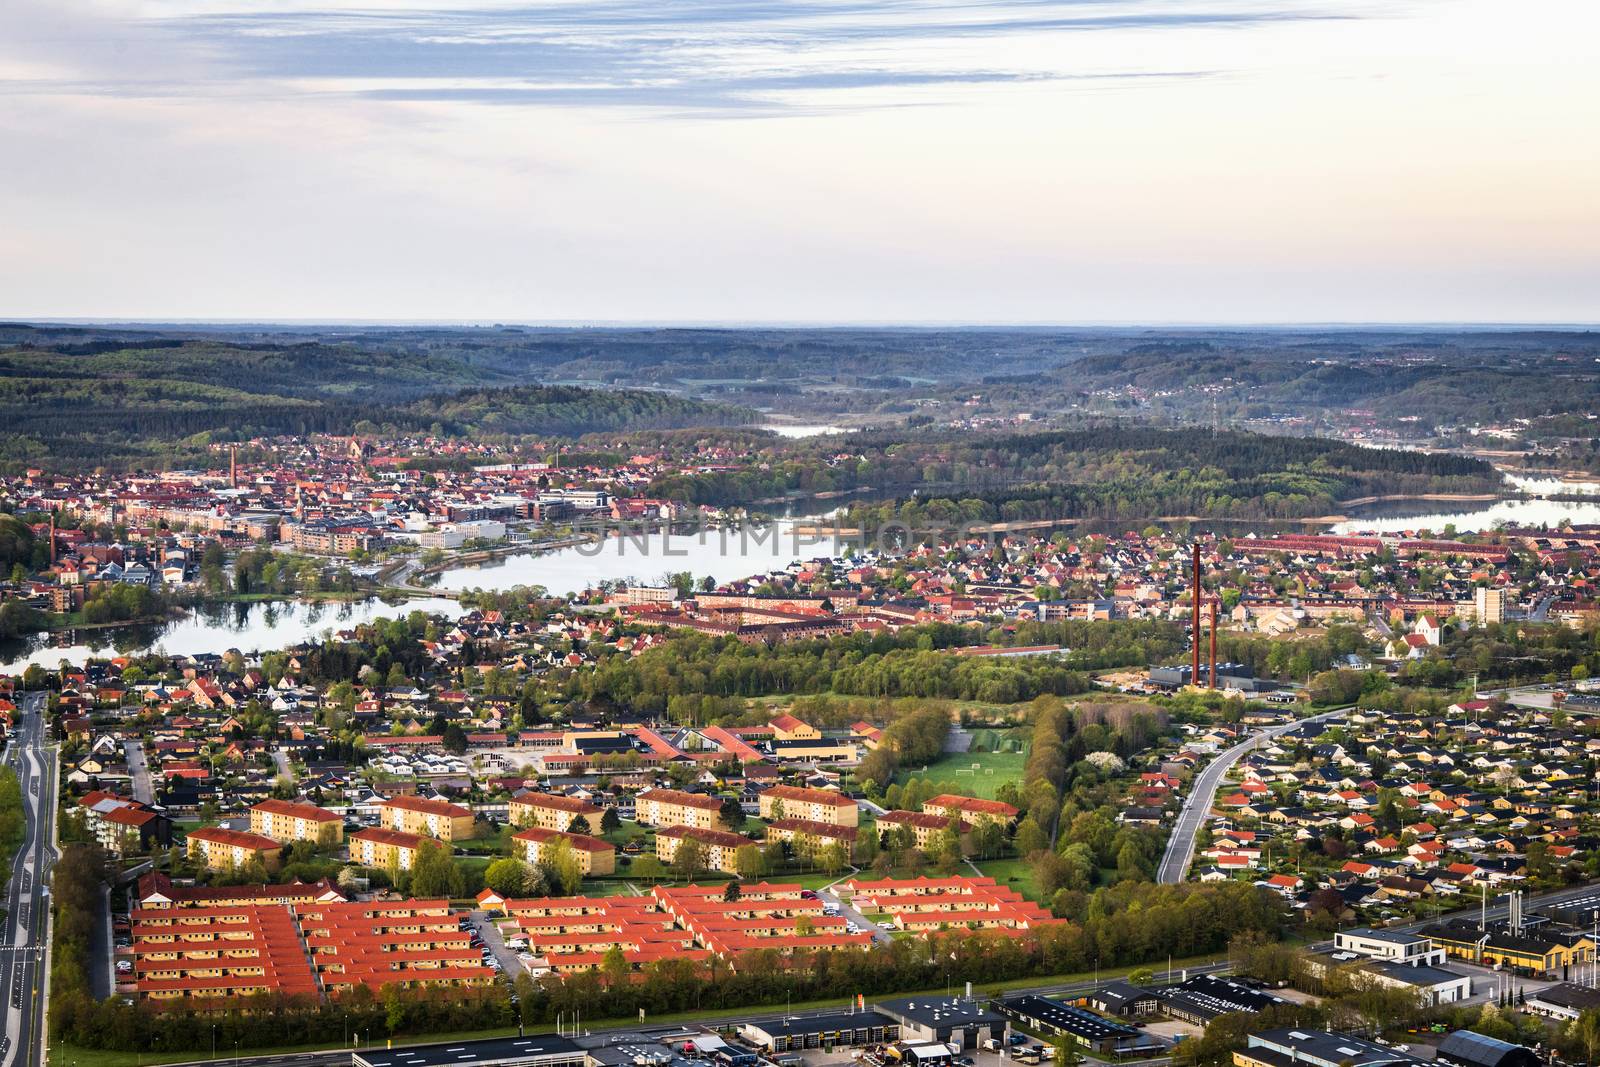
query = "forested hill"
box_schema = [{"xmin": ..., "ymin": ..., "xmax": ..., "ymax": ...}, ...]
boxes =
[
  {"xmin": 642, "ymin": 423, "xmax": 1501, "ymax": 518},
  {"xmin": 824, "ymin": 425, "xmax": 1502, "ymax": 526},
  {"xmin": 0, "ymin": 341, "xmax": 752, "ymax": 471}
]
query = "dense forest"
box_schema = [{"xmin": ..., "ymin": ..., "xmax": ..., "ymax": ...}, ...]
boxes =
[
  {"xmin": 818, "ymin": 425, "xmax": 1499, "ymax": 529},
  {"xmin": 0, "ymin": 336, "xmax": 751, "ymax": 469},
  {"xmin": 569, "ymin": 619, "xmax": 1184, "ymax": 717},
  {"xmin": 9, "ymin": 323, "xmax": 1600, "ymax": 467}
]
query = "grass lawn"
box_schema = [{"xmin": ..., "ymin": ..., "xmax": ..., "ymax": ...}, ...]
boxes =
[
  {"xmin": 51, "ymin": 950, "xmax": 1232, "ymax": 1067},
  {"xmin": 895, "ymin": 749, "xmax": 1027, "ymax": 799},
  {"xmin": 971, "ymin": 856, "xmax": 1041, "ymax": 901}
]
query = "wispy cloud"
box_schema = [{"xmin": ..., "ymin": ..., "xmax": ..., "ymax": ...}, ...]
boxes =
[{"xmin": 2, "ymin": 0, "xmax": 1357, "ymax": 112}]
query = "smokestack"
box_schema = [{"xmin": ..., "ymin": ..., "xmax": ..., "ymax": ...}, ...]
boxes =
[
  {"xmin": 48, "ymin": 511, "xmax": 56, "ymax": 565},
  {"xmin": 1209, "ymin": 599, "xmax": 1218, "ymax": 689},
  {"xmin": 1191, "ymin": 542, "xmax": 1202, "ymax": 686},
  {"xmin": 230, "ymin": 445, "xmax": 238, "ymax": 489}
]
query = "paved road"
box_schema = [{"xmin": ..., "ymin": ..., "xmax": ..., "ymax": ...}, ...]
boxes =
[
  {"xmin": 1156, "ymin": 706, "xmax": 1353, "ymax": 884},
  {"xmin": 124, "ymin": 738, "xmax": 154, "ymax": 805},
  {"xmin": 816, "ymin": 887, "xmax": 890, "ymax": 945},
  {"xmin": 469, "ymin": 910, "xmax": 522, "ymax": 976},
  {"xmin": 1, "ymin": 692, "xmax": 60, "ymax": 1067}
]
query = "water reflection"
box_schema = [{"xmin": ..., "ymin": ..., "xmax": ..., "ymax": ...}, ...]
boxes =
[{"xmin": 0, "ymin": 596, "xmax": 464, "ymax": 672}]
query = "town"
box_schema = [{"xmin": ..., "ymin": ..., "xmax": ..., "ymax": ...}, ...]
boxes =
[{"xmin": 8, "ymin": 438, "xmax": 1600, "ymax": 1067}]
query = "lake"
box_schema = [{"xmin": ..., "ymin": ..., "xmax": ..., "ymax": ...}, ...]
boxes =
[
  {"xmin": 0, "ymin": 596, "xmax": 465, "ymax": 673},
  {"xmin": 10, "ymin": 465, "xmax": 1597, "ymax": 670},
  {"xmin": 760, "ymin": 423, "xmax": 852, "ymax": 438},
  {"xmin": 1326, "ymin": 471, "xmax": 1600, "ymax": 535},
  {"xmin": 432, "ymin": 517, "xmax": 847, "ymax": 597}
]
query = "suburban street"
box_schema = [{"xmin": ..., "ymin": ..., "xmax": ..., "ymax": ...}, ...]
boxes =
[
  {"xmin": 124, "ymin": 738, "xmax": 154, "ymax": 805},
  {"xmin": 1155, "ymin": 706, "xmax": 1352, "ymax": 884},
  {"xmin": 1, "ymin": 692, "xmax": 59, "ymax": 1067}
]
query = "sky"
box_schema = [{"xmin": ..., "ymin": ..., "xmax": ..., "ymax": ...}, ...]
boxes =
[{"xmin": 1, "ymin": 0, "xmax": 1597, "ymax": 324}]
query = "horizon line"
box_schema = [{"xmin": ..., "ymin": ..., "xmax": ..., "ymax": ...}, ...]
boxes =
[{"xmin": 7, "ymin": 317, "xmax": 1600, "ymax": 332}]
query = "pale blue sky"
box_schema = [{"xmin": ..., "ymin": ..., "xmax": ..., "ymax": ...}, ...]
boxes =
[{"xmin": 1, "ymin": 0, "xmax": 1596, "ymax": 322}]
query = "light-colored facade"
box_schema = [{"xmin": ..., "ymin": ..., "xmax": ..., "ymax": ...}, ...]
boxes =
[
  {"xmin": 655, "ymin": 825, "xmax": 750, "ymax": 874},
  {"xmin": 758, "ymin": 784, "xmax": 859, "ymax": 827},
  {"xmin": 350, "ymin": 827, "xmax": 433, "ymax": 871},
  {"xmin": 186, "ymin": 827, "xmax": 284, "ymax": 873},
  {"xmin": 378, "ymin": 795, "xmax": 475, "ymax": 841},
  {"xmin": 509, "ymin": 791, "xmax": 605, "ymax": 833},
  {"xmin": 634, "ymin": 787, "xmax": 728, "ymax": 830},
  {"xmin": 250, "ymin": 798, "xmax": 344, "ymax": 846},
  {"xmin": 512, "ymin": 826, "xmax": 616, "ymax": 876}
]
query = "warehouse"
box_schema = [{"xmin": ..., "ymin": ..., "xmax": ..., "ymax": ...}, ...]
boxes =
[
  {"xmin": 876, "ymin": 996, "xmax": 1008, "ymax": 1051},
  {"xmin": 995, "ymin": 995, "xmax": 1152, "ymax": 1056},
  {"xmin": 738, "ymin": 1010, "xmax": 900, "ymax": 1053},
  {"xmin": 1157, "ymin": 975, "xmax": 1286, "ymax": 1025}
]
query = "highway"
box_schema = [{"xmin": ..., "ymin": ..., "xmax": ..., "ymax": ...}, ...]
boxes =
[
  {"xmin": 1155, "ymin": 706, "xmax": 1352, "ymax": 884},
  {"xmin": 1, "ymin": 692, "xmax": 59, "ymax": 1067}
]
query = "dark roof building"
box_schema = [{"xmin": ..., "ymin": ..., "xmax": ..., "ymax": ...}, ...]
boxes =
[
  {"xmin": 737, "ymin": 1011, "xmax": 900, "ymax": 1054},
  {"xmin": 1235, "ymin": 1029, "xmax": 1429, "ymax": 1067},
  {"xmin": 995, "ymin": 995, "xmax": 1157, "ymax": 1056},
  {"xmin": 1157, "ymin": 975, "xmax": 1286, "ymax": 1025},
  {"xmin": 1436, "ymin": 1031, "xmax": 1541, "ymax": 1067},
  {"xmin": 353, "ymin": 1036, "xmax": 584, "ymax": 1067}
]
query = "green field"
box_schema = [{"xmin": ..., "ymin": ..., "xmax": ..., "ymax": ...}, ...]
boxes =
[
  {"xmin": 895, "ymin": 749, "xmax": 1027, "ymax": 799},
  {"xmin": 971, "ymin": 856, "xmax": 1042, "ymax": 901}
]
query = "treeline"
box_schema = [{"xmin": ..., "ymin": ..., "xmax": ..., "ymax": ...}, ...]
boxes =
[
  {"xmin": 651, "ymin": 423, "xmax": 1497, "ymax": 515},
  {"xmin": 0, "ymin": 339, "xmax": 752, "ymax": 471},
  {"xmin": 79, "ymin": 583, "xmax": 166, "ymax": 624},
  {"xmin": 0, "ymin": 768, "xmax": 22, "ymax": 871},
  {"xmin": 855, "ymin": 704, "xmax": 952, "ymax": 791},
  {"xmin": 53, "ymin": 879, "xmax": 1284, "ymax": 1054},
  {"xmin": 1009, "ymin": 696, "xmax": 1172, "ymax": 894},
  {"xmin": 49, "ymin": 843, "xmax": 113, "ymax": 1013},
  {"xmin": 575, "ymin": 622, "xmax": 1114, "ymax": 715}
]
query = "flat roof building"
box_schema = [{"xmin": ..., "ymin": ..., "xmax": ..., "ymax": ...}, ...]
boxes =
[{"xmin": 354, "ymin": 1035, "xmax": 585, "ymax": 1067}]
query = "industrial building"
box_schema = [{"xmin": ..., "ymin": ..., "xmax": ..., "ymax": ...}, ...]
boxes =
[{"xmin": 994, "ymin": 995, "xmax": 1155, "ymax": 1056}]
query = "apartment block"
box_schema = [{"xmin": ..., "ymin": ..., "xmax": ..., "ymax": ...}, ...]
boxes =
[
  {"xmin": 876, "ymin": 810, "xmax": 972, "ymax": 854},
  {"xmin": 922, "ymin": 794, "xmax": 1020, "ymax": 826},
  {"xmin": 512, "ymin": 826, "xmax": 616, "ymax": 876},
  {"xmin": 509, "ymin": 790, "xmax": 605, "ymax": 833},
  {"xmin": 377, "ymin": 795, "xmax": 475, "ymax": 841},
  {"xmin": 351, "ymin": 826, "xmax": 435, "ymax": 871},
  {"xmin": 758, "ymin": 784, "xmax": 859, "ymax": 827},
  {"xmin": 655, "ymin": 825, "xmax": 751, "ymax": 874},
  {"xmin": 250, "ymin": 798, "xmax": 344, "ymax": 846},
  {"xmin": 185, "ymin": 827, "xmax": 285, "ymax": 874},
  {"xmin": 634, "ymin": 787, "xmax": 728, "ymax": 830}
]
